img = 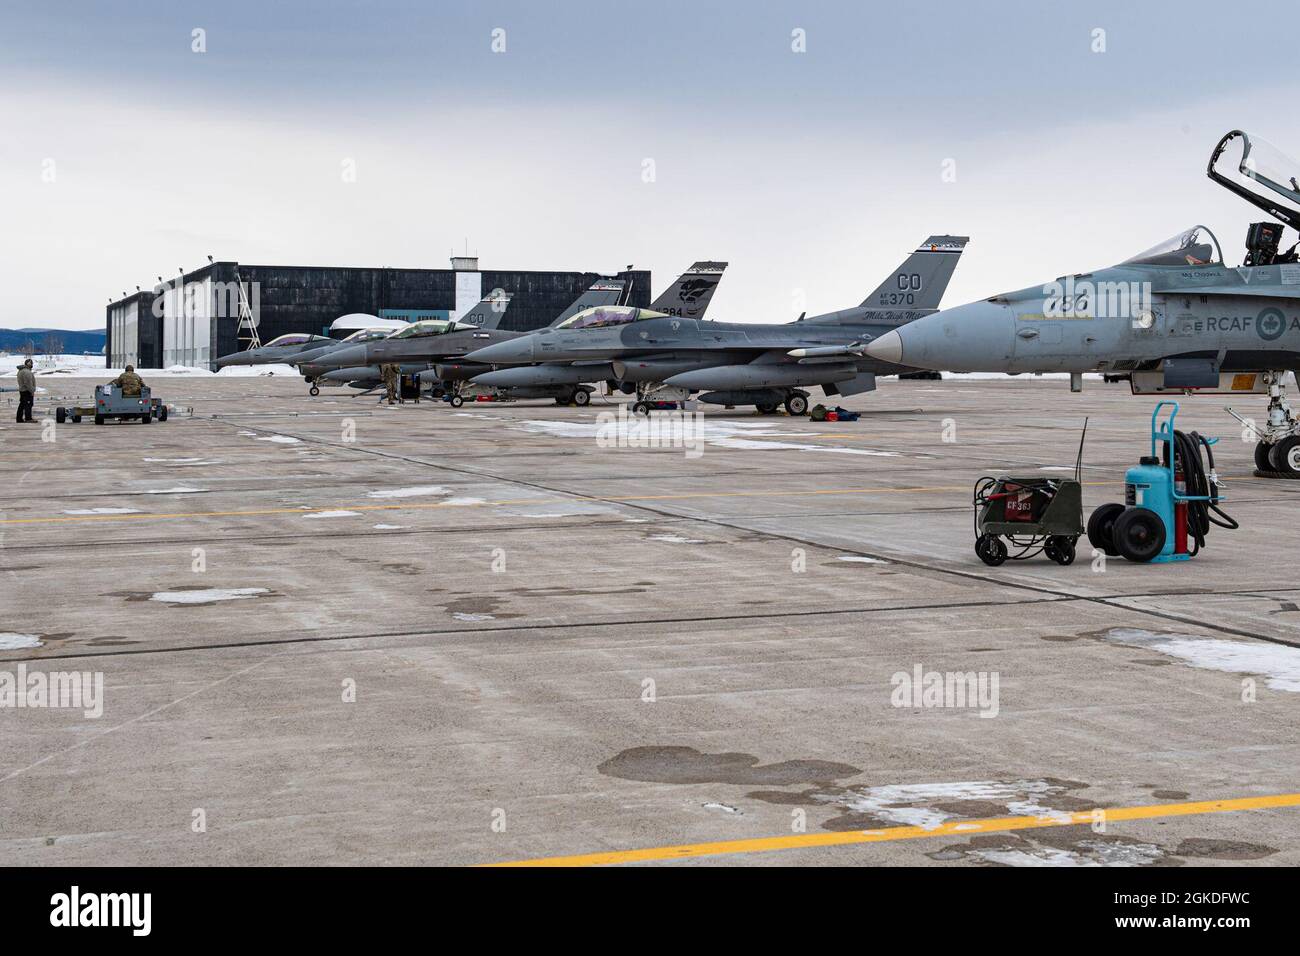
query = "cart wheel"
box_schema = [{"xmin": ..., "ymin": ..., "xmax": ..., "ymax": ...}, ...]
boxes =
[
  {"xmin": 309, "ymin": 385, "xmax": 320, "ymax": 396},
  {"xmin": 1113, "ymin": 507, "xmax": 1165, "ymax": 563},
  {"xmin": 72, "ymin": 414, "xmax": 81, "ymax": 423},
  {"xmin": 1255, "ymin": 441, "xmax": 1275, "ymax": 472},
  {"xmin": 55, "ymin": 407, "xmax": 66, "ymax": 424},
  {"xmin": 975, "ymin": 534, "xmax": 1007, "ymax": 567},
  {"xmin": 1086, "ymin": 503, "xmax": 1125, "ymax": 557},
  {"xmin": 158, "ymin": 405, "xmax": 168, "ymax": 422},
  {"xmin": 141, "ymin": 412, "xmax": 151, "ymax": 424},
  {"xmin": 1045, "ymin": 535, "xmax": 1076, "ymax": 566},
  {"xmin": 449, "ymin": 395, "xmax": 464, "ymax": 408},
  {"xmin": 94, "ymin": 414, "xmax": 104, "ymax": 425}
]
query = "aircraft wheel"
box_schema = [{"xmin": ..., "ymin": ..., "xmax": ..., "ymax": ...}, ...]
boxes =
[
  {"xmin": 309, "ymin": 385, "xmax": 320, "ymax": 396},
  {"xmin": 55, "ymin": 407, "xmax": 66, "ymax": 424},
  {"xmin": 1045, "ymin": 535, "xmax": 1076, "ymax": 566},
  {"xmin": 1113, "ymin": 507, "xmax": 1165, "ymax": 563},
  {"xmin": 1086, "ymin": 503, "xmax": 1125, "ymax": 557},
  {"xmin": 449, "ymin": 395, "xmax": 464, "ymax": 408},
  {"xmin": 572, "ymin": 389, "xmax": 590, "ymax": 407},
  {"xmin": 1255, "ymin": 441, "xmax": 1274, "ymax": 471},
  {"xmin": 784, "ymin": 394, "xmax": 808, "ymax": 416},
  {"xmin": 756, "ymin": 403, "xmax": 778, "ymax": 415},
  {"xmin": 1268, "ymin": 435, "xmax": 1300, "ymax": 476},
  {"xmin": 632, "ymin": 401, "xmax": 651, "ymax": 417},
  {"xmin": 975, "ymin": 534, "xmax": 1007, "ymax": 567}
]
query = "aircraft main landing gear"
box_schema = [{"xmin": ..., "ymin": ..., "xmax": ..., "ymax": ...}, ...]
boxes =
[{"xmin": 1231, "ymin": 371, "xmax": 1300, "ymax": 478}]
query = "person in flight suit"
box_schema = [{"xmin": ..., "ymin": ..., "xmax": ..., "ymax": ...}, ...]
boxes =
[
  {"xmin": 109, "ymin": 365, "xmax": 146, "ymax": 396},
  {"xmin": 381, "ymin": 363, "xmax": 400, "ymax": 405},
  {"xmin": 15, "ymin": 358, "xmax": 36, "ymax": 423}
]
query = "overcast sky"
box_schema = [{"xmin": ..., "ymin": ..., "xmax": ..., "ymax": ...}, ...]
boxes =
[{"xmin": 3, "ymin": 0, "xmax": 1297, "ymax": 330}]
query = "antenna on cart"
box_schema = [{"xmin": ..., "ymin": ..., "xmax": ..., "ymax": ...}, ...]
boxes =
[{"xmin": 1074, "ymin": 417, "xmax": 1090, "ymax": 482}]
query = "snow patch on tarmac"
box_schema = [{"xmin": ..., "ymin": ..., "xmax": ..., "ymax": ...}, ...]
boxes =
[
  {"xmin": 649, "ymin": 534, "xmax": 704, "ymax": 544},
  {"xmin": 837, "ymin": 555, "xmax": 888, "ymax": 564},
  {"xmin": 0, "ymin": 633, "xmax": 43, "ymax": 650},
  {"xmin": 149, "ymin": 588, "xmax": 268, "ymax": 605},
  {"xmin": 63, "ymin": 507, "xmax": 141, "ymax": 515},
  {"xmin": 1104, "ymin": 628, "xmax": 1300, "ymax": 692},
  {"xmin": 514, "ymin": 418, "xmax": 898, "ymax": 457},
  {"xmin": 366, "ymin": 485, "xmax": 449, "ymax": 499},
  {"xmin": 825, "ymin": 780, "xmax": 1074, "ymax": 831},
  {"xmin": 142, "ymin": 486, "xmax": 206, "ymax": 494},
  {"xmin": 303, "ymin": 510, "xmax": 360, "ymax": 519}
]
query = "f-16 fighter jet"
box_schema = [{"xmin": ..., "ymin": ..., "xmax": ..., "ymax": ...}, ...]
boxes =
[
  {"xmin": 464, "ymin": 240, "xmax": 966, "ymax": 415},
  {"xmin": 214, "ymin": 332, "xmax": 334, "ymax": 369},
  {"xmin": 864, "ymin": 130, "xmax": 1300, "ymax": 476}
]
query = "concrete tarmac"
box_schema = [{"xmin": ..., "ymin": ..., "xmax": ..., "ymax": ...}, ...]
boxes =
[{"xmin": 2, "ymin": 374, "xmax": 1298, "ymax": 866}]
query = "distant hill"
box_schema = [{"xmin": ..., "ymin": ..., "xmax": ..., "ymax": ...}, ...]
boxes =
[{"xmin": 0, "ymin": 328, "xmax": 106, "ymax": 354}]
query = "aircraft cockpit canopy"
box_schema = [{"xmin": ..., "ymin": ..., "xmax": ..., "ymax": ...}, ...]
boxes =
[
  {"xmin": 387, "ymin": 319, "xmax": 478, "ymax": 339},
  {"xmin": 1229, "ymin": 131, "xmax": 1300, "ymax": 208},
  {"xmin": 1209, "ymin": 130, "xmax": 1300, "ymax": 242},
  {"xmin": 1121, "ymin": 225, "xmax": 1222, "ymax": 268},
  {"xmin": 554, "ymin": 306, "xmax": 669, "ymax": 331},
  {"xmin": 341, "ymin": 328, "xmax": 401, "ymax": 343},
  {"xmin": 264, "ymin": 333, "xmax": 330, "ymax": 347}
]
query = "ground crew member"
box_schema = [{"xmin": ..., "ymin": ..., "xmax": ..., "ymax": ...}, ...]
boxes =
[
  {"xmin": 110, "ymin": 365, "xmax": 146, "ymax": 396},
  {"xmin": 15, "ymin": 358, "xmax": 35, "ymax": 423},
  {"xmin": 381, "ymin": 363, "xmax": 399, "ymax": 405}
]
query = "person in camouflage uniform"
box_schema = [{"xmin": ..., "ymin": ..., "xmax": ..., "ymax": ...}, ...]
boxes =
[
  {"xmin": 110, "ymin": 365, "xmax": 146, "ymax": 396},
  {"xmin": 15, "ymin": 358, "xmax": 35, "ymax": 423},
  {"xmin": 381, "ymin": 363, "xmax": 400, "ymax": 405}
]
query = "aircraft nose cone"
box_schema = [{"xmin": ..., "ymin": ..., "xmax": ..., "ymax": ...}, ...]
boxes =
[
  {"xmin": 327, "ymin": 345, "xmax": 369, "ymax": 367},
  {"xmin": 864, "ymin": 330, "xmax": 903, "ymax": 365},
  {"xmin": 214, "ymin": 351, "xmax": 249, "ymax": 368},
  {"xmin": 868, "ymin": 301, "xmax": 1016, "ymax": 372},
  {"xmin": 465, "ymin": 337, "xmax": 532, "ymax": 365}
]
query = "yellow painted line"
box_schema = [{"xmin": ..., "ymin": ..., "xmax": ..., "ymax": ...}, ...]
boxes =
[{"xmin": 483, "ymin": 791, "xmax": 1300, "ymax": 867}]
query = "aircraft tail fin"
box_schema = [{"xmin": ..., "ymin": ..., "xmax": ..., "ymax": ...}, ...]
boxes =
[
  {"xmin": 859, "ymin": 236, "xmax": 969, "ymax": 311},
  {"xmin": 649, "ymin": 261, "xmax": 728, "ymax": 319},
  {"xmin": 551, "ymin": 278, "xmax": 626, "ymax": 327},
  {"xmin": 460, "ymin": 289, "xmax": 513, "ymax": 330}
]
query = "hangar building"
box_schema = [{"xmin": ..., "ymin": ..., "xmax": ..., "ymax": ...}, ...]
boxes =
[{"xmin": 106, "ymin": 257, "xmax": 650, "ymax": 369}]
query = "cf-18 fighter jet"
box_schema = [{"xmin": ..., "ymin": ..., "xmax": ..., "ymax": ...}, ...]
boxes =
[
  {"xmin": 865, "ymin": 130, "xmax": 1300, "ymax": 476},
  {"xmin": 214, "ymin": 332, "xmax": 334, "ymax": 369},
  {"xmin": 465, "ymin": 240, "xmax": 966, "ymax": 415}
]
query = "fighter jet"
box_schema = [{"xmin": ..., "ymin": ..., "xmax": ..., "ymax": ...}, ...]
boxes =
[
  {"xmin": 294, "ymin": 327, "xmax": 419, "ymax": 395},
  {"xmin": 465, "ymin": 240, "xmax": 967, "ymax": 415},
  {"xmin": 214, "ymin": 332, "xmax": 334, "ymax": 369},
  {"xmin": 307, "ymin": 277, "xmax": 633, "ymax": 403},
  {"xmin": 864, "ymin": 130, "xmax": 1300, "ymax": 476},
  {"xmin": 433, "ymin": 262, "xmax": 729, "ymax": 404}
]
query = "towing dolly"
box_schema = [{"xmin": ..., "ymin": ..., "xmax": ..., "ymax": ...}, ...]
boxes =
[{"xmin": 54, "ymin": 385, "xmax": 168, "ymax": 425}]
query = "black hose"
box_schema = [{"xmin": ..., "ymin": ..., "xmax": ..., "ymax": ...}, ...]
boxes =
[{"xmin": 1162, "ymin": 429, "xmax": 1239, "ymax": 555}]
